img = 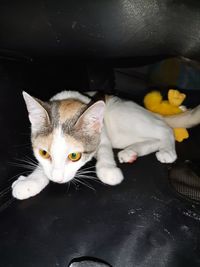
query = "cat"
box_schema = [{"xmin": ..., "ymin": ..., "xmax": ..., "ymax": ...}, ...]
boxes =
[{"xmin": 12, "ymin": 90, "xmax": 200, "ymax": 200}]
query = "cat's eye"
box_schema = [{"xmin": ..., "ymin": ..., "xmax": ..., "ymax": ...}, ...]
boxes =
[
  {"xmin": 68, "ymin": 152, "xmax": 82, "ymax": 162},
  {"xmin": 39, "ymin": 149, "xmax": 50, "ymax": 159}
]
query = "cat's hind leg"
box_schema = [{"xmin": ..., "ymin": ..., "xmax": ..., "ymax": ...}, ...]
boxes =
[
  {"xmin": 118, "ymin": 139, "xmax": 160, "ymax": 163},
  {"xmin": 155, "ymin": 127, "xmax": 177, "ymax": 163},
  {"xmin": 12, "ymin": 166, "xmax": 49, "ymax": 200},
  {"xmin": 118, "ymin": 127, "xmax": 177, "ymax": 164}
]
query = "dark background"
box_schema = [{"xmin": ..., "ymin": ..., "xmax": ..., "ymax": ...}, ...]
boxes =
[{"xmin": 0, "ymin": 1, "xmax": 200, "ymax": 266}]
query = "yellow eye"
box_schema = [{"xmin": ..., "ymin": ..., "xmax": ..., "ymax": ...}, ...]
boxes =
[
  {"xmin": 39, "ymin": 149, "xmax": 50, "ymax": 159},
  {"xmin": 68, "ymin": 152, "xmax": 82, "ymax": 162}
]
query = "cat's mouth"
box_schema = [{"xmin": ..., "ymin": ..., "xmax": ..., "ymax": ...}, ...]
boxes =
[
  {"xmin": 49, "ymin": 174, "xmax": 74, "ymax": 184},
  {"xmin": 50, "ymin": 177, "xmax": 70, "ymax": 184},
  {"xmin": 52, "ymin": 179, "xmax": 66, "ymax": 184},
  {"xmin": 47, "ymin": 168, "xmax": 74, "ymax": 184}
]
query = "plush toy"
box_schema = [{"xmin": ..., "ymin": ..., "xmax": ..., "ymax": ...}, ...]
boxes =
[{"xmin": 144, "ymin": 89, "xmax": 189, "ymax": 142}]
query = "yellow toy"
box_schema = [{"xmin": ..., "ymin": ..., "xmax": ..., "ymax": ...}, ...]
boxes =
[{"xmin": 144, "ymin": 89, "xmax": 189, "ymax": 142}]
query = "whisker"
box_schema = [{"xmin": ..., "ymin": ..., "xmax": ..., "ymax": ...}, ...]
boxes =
[
  {"xmin": 79, "ymin": 165, "xmax": 95, "ymax": 171},
  {"xmin": 9, "ymin": 156, "xmax": 40, "ymax": 173},
  {"xmin": 10, "ymin": 158, "xmax": 37, "ymax": 167},
  {"xmin": 71, "ymin": 180, "xmax": 76, "ymax": 188},
  {"xmin": 24, "ymin": 156, "xmax": 38, "ymax": 165},
  {"xmin": 71, "ymin": 180, "xmax": 79, "ymax": 186},
  {"xmin": 0, "ymin": 186, "xmax": 12, "ymax": 197},
  {"xmin": 76, "ymin": 175, "xmax": 102, "ymax": 184},
  {"xmin": 16, "ymin": 158, "xmax": 38, "ymax": 167},
  {"xmin": 74, "ymin": 177, "xmax": 96, "ymax": 191},
  {"xmin": 76, "ymin": 176, "xmax": 99, "ymax": 182},
  {"xmin": 8, "ymin": 162, "xmax": 36, "ymax": 170},
  {"xmin": 19, "ymin": 160, "xmax": 37, "ymax": 167},
  {"xmin": 77, "ymin": 170, "xmax": 97, "ymax": 175},
  {"xmin": 71, "ymin": 180, "xmax": 80, "ymax": 190},
  {"xmin": 11, "ymin": 158, "xmax": 37, "ymax": 168},
  {"xmin": 76, "ymin": 174, "xmax": 98, "ymax": 179},
  {"xmin": 12, "ymin": 143, "xmax": 31, "ymax": 148},
  {"xmin": 66, "ymin": 181, "xmax": 71, "ymax": 193},
  {"xmin": 8, "ymin": 170, "xmax": 32, "ymax": 182},
  {"xmin": 0, "ymin": 198, "xmax": 15, "ymax": 212}
]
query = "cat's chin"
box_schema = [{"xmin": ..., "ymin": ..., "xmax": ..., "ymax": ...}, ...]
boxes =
[
  {"xmin": 51, "ymin": 180, "xmax": 66, "ymax": 184},
  {"xmin": 49, "ymin": 176, "xmax": 74, "ymax": 184},
  {"xmin": 50, "ymin": 179, "xmax": 72, "ymax": 184}
]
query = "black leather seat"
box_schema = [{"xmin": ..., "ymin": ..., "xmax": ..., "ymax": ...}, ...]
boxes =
[{"xmin": 0, "ymin": 1, "xmax": 200, "ymax": 266}]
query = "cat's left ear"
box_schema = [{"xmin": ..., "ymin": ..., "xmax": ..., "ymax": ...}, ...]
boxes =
[
  {"xmin": 22, "ymin": 91, "xmax": 50, "ymax": 132},
  {"xmin": 75, "ymin": 101, "xmax": 105, "ymax": 134}
]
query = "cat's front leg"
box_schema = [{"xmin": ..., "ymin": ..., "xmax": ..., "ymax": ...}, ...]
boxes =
[
  {"xmin": 96, "ymin": 127, "xmax": 124, "ymax": 185},
  {"xmin": 12, "ymin": 166, "xmax": 49, "ymax": 200}
]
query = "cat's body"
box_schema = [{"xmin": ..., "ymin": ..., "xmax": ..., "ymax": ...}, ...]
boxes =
[{"xmin": 12, "ymin": 90, "xmax": 200, "ymax": 199}]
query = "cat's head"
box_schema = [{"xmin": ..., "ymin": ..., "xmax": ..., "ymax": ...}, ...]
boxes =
[{"xmin": 23, "ymin": 92, "xmax": 105, "ymax": 184}]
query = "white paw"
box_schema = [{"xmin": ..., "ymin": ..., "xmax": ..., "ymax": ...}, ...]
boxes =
[
  {"xmin": 118, "ymin": 149, "xmax": 137, "ymax": 163},
  {"xmin": 156, "ymin": 150, "xmax": 177, "ymax": 163},
  {"xmin": 12, "ymin": 176, "xmax": 42, "ymax": 200},
  {"xmin": 97, "ymin": 166, "xmax": 124, "ymax": 185}
]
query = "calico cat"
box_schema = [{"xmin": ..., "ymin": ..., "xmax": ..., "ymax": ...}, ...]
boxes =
[{"xmin": 12, "ymin": 90, "xmax": 200, "ymax": 200}]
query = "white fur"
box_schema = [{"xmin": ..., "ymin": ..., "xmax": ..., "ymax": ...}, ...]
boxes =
[
  {"xmin": 12, "ymin": 90, "xmax": 178, "ymax": 199},
  {"xmin": 35, "ymin": 127, "xmax": 91, "ymax": 184},
  {"xmin": 51, "ymin": 90, "xmax": 91, "ymax": 104},
  {"xmin": 105, "ymin": 96, "xmax": 176, "ymax": 157},
  {"xmin": 12, "ymin": 127, "xmax": 93, "ymax": 199},
  {"xmin": 96, "ymin": 96, "xmax": 176, "ymax": 185},
  {"xmin": 22, "ymin": 91, "xmax": 50, "ymax": 133},
  {"xmin": 96, "ymin": 127, "xmax": 124, "ymax": 185},
  {"xmin": 12, "ymin": 166, "xmax": 49, "ymax": 200}
]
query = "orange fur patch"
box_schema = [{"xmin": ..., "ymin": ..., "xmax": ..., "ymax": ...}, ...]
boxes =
[{"xmin": 58, "ymin": 100, "xmax": 85, "ymax": 124}]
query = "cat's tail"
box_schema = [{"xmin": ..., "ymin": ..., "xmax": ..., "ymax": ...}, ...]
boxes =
[{"xmin": 163, "ymin": 105, "xmax": 200, "ymax": 128}]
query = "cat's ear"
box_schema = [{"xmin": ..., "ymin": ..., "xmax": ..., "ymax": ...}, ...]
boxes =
[
  {"xmin": 75, "ymin": 101, "xmax": 105, "ymax": 134},
  {"xmin": 22, "ymin": 91, "xmax": 50, "ymax": 132}
]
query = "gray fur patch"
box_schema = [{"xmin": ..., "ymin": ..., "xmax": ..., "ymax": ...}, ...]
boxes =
[
  {"xmin": 61, "ymin": 105, "xmax": 86, "ymax": 134},
  {"xmin": 71, "ymin": 128, "xmax": 100, "ymax": 154},
  {"xmin": 60, "ymin": 103, "xmax": 100, "ymax": 153}
]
